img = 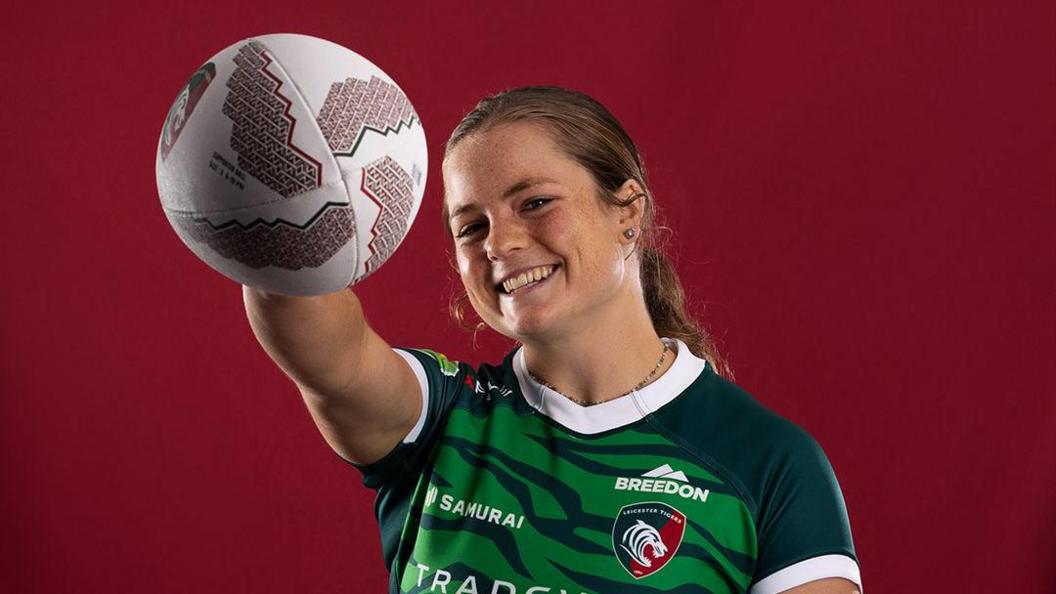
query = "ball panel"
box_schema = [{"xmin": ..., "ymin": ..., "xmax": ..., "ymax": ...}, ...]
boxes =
[
  {"xmin": 157, "ymin": 39, "xmax": 342, "ymax": 216},
  {"xmin": 352, "ymin": 156, "xmax": 416, "ymax": 284},
  {"xmin": 342, "ymin": 131, "xmax": 427, "ymax": 284},
  {"xmin": 316, "ymin": 74, "xmax": 420, "ymax": 163},
  {"xmin": 221, "ymin": 40, "xmax": 339, "ymax": 197},
  {"xmin": 257, "ymin": 33, "xmax": 425, "ymax": 171},
  {"xmin": 163, "ymin": 180, "xmax": 359, "ymax": 296},
  {"xmin": 156, "ymin": 44, "xmax": 242, "ymax": 215},
  {"xmin": 159, "ymin": 62, "xmax": 215, "ymax": 163}
]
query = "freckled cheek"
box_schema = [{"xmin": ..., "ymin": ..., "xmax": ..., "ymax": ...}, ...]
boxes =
[
  {"xmin": 545, "ymin": 215, "xmax": 597, "ymax": 290},
  {"xmin": 537, "ymin": 211, "xmax": 569, "ymax": 237},
  {"xmin": 455, "ymin": 257, "xmax": 500, "ymax": 309},
  {"xmin": 534, "ymin": 214, "xmax": 572, "ymax": 267}
]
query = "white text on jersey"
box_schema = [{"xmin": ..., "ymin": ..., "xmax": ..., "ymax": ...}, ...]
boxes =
[{"xmin": 613, "ymin": 465, "xmax": 710, "ymax": 503}]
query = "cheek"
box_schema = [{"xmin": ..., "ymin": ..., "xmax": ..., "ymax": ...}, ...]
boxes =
[
  {"xmin": 550, "ymin": 207, "xmax": 613, "ymax": 273},
  {"xmin": 455, "ymin": 251, "xmax": 492, "ymax": 302},
  {"xmin": 538, "ymin": 208, "xmax": 570, "ymax": 237},
  {"xmin": 455, "ymin": 251, "xmax": 471, "ymax": 277}
]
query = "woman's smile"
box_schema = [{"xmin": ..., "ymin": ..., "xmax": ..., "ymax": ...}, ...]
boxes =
[{"xmin": 496, "ymin": 262, "xmax": 557, "ymax": 293}]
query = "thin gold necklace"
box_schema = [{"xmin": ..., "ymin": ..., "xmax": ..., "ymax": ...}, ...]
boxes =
[{"xmin": 526, "ymin": 342, "xmax": 670, "ymax": 407}]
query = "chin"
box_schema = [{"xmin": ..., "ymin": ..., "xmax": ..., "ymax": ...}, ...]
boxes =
[
  {"xmin": 489, "ymin": 291, "xmax": 571, "ymax": 341},
  {"xmin": 506, "ymin": 310, "xmax": 567, "ymax": 342},
  {"xmin": 508, "ymin": 324, "xmax": 544, "ymax": 342}
]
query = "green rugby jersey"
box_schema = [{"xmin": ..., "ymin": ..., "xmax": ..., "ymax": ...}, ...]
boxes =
[{"xmin": 349, "ymin": 338, "xmax": 862, "ymax": 594}]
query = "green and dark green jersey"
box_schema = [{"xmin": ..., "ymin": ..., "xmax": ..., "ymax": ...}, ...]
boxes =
[{"xmin": 349, "ymin": 338, "xmax": 862, "ymax": 594}]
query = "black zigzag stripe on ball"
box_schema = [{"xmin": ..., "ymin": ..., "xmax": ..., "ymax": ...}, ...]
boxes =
[
  {"xmin": 222, "ymin": 41, "xmax": 323, "ymax": 198},
  {"xmin": 316, "ymin": 75, "xmax": 418, "ymax": 158},
  {"xmin": 169, "ymin": 203, "xmax": 356, "ymax": 270}
]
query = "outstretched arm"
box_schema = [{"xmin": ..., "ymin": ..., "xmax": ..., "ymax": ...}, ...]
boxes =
[{"xmin": 242, "ymin": 286, "xmax": 422, "ymax": 465}]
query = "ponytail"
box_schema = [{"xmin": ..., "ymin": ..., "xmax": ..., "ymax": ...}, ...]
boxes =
[{"xmin": 639, "ymin": 247, "xmax": 732, "ymax": 380}]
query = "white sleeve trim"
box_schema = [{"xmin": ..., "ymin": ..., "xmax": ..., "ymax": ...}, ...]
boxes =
[
  {"xmin": 749, "ymin": 554, "xmax": 862, "ymax": 594},
  {"xmin": 393, "ymin": 349, "xmax": 430, "ymax": 444}
]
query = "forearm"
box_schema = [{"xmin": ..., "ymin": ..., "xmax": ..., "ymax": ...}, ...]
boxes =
[{"xmin": 242, "ymin": 285, "xmax": 367, "ymax": 399}]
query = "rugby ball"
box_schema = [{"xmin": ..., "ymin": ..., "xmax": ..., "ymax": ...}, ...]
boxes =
[{"xmin": 156, "ymin": 33, "xmax": 427, "ymax": 296}]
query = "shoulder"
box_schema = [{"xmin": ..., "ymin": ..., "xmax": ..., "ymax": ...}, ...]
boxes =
[
  {"xmin": 396, "ymin": 346, "xmax": 508, "ymax": 383},
  {"xmin": 352, "ymin": 347, "xmax": 484, "ymax": 479},
  {"xmin": 650, "ymin": 371, "xmax": 841, "ymax": 515},
  {"xmin": 390, "ymin": 345, "xmax": 518, "ymax": 422},
  {"xmin": 655, "ymin": 371, "xmax": 819, "ymax": 458},
  {"xmin": 396, "ymin": 347, "xmax": 469, "ymax": 381},
  {"xmin": 654, "ymin": 373, "xmax": 861, "ymax": 591}
]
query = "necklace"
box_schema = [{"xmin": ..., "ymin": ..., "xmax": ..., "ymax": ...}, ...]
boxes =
[{"xmin": 526, "ymin": 342, "xmax": 670, "ymax": 407}]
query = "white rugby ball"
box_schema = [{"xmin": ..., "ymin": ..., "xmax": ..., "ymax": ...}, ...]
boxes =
[{"xmin": 156, "ymin": 33, "xmax": 427, "ymax": 296}]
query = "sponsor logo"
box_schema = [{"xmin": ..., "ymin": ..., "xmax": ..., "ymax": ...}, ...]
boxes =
[
  {"xmin": 611, "ymin": 502, "xmax": 686, "ymax": 579},
  {"xmin": 613, "ymin": 464, "xmax": 710, "ymax": 503},
  {"xmin": 473, "ymin": 379, "xmax": 513, "ymax": 399},
  {"xmin": 410, "ymin": 564, "xmax": 589, "ymax": 594},
  {"xmin": 425, "ymin": 486, "xmax": 526, "ymax": 530},
  {"xmin": 160, "ymin": 62, "xmax": 215, "ymax": 161}
]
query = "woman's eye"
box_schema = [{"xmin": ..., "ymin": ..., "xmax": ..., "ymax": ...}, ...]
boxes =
[
  {"xmin": 456, "ymin": 223, "xmax": 482, "ymax": 238},
  {"xmin": 524, "ymin": 197, "xmax": 551, "ymax": 210}
]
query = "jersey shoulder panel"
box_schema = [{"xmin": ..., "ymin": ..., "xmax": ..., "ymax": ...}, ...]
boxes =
[{"xmin": 648, "ymin": 372, "xmax": 861, "ymax": 590}]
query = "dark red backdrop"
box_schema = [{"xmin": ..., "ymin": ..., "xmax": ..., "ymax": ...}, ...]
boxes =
[{"xmin": 2, "ymin": 1, "xmax": 1052, "ymax": 592}]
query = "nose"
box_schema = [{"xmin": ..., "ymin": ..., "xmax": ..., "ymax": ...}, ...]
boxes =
[{"xmin": 484, "ymin": 214, "xmax": 528, "ymax": 261}]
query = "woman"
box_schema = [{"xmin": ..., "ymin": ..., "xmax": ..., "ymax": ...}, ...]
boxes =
[{"xmin": 244, "ymin": 86, "xmax": 862, "ymax": 593}]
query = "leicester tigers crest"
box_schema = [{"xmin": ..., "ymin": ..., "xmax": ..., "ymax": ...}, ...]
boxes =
[{"xmin": 611, "ymin": 502, "xmax": 685, "ymax": 579}]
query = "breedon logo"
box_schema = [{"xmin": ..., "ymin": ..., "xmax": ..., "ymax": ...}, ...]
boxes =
[{"xmin": 613, "ymin": 464, "xmax": 710, "ymax": 503}]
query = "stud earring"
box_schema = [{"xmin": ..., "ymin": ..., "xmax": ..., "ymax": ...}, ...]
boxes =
[{"xmin": 623, "ymin": 228, "xmax": 636, "ymax": 239}]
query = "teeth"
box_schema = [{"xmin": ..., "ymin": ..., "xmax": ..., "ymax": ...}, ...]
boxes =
[{"xmin": 502, "ymin": 265, "xmax": 556, "ymax": 294}]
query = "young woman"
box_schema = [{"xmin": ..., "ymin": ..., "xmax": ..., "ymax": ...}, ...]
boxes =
[{"xmin": 244, "ymin": 87, "xmax": 862, "ymax": 594}]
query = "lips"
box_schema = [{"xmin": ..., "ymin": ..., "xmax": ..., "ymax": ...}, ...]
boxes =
[{"xmin": 496, "ymin": 264, "xmax": 560, "ymax": 296}]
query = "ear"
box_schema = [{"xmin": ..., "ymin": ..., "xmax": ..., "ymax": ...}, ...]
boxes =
[{"xmin": 614, "ymin": 179, "xmax": 647, "ymax": 241}]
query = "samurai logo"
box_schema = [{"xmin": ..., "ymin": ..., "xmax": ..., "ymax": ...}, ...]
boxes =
[{"xmin": 611, "ymin": 502, "xmax": 685, "ymax": 579}]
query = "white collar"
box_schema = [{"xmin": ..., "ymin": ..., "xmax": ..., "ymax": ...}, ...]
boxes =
[{"xmin": 512, "ymin": 337, "xmax": 707, "ymax": 434}]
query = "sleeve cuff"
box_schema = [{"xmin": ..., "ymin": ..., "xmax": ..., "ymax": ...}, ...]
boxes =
[
  {"xmin": 393, "ymin": 348, "xmax": 429, "ymax": 444},
  {"xmin": 749, "ymin": 554, "xmax": 862, "ymax": 594}
]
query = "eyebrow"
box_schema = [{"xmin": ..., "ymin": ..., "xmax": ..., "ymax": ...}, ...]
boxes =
[{"xmin": 448, "ymin": 177, "xmax": 556, "ymax": 221}]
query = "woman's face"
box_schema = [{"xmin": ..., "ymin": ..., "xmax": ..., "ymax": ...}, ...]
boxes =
[{"xmin": 443, "ymin": 122, "xmax": 639, "ymax": 342}]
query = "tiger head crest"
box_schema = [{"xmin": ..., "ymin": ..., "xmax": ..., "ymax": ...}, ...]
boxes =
[{"xmin": 611, "ymin": 502, "xmax": 686, "ymax": 579}]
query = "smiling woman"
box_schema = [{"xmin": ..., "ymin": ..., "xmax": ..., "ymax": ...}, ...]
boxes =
[
  {"xmin": 244, "ymin": 86, "xmax": 863, "ymax": 594},
  {"xmin": 441, "ymin": 89, "xmax": 732, "ymax": 383}
]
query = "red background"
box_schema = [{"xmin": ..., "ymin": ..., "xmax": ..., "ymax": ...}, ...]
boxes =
[{"xmin": 2, "ymin": 1, "xmax": 1052, "ymax": 592}]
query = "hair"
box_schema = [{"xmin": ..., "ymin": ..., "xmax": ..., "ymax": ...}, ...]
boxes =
[{"xmin": 440, "ymin": 86, "xmax": 732, "ymax": 379}]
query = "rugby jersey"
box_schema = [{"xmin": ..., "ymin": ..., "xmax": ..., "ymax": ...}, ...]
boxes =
[{"xmin": 350, "ymin": 337, "xmax": 862, "ymax": 593}]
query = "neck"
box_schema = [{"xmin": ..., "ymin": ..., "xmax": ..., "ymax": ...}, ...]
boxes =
[{"xmin": 520, "ymin": 285, "xmax": 674, "ymax": 405}]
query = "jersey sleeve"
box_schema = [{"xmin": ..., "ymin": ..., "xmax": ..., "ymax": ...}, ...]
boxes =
[
  {"xmin": 748, "ymin": 428, "xmax": 863, "ymax": 594},
  {"xmin": 347, "ymin": 347, "xmax": 468, "ymax": 489}
]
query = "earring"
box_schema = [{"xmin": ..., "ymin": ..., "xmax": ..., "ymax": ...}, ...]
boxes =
[{"xmin": 623, "ymin": 228, "xmax": 636, "ymax": 239}]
